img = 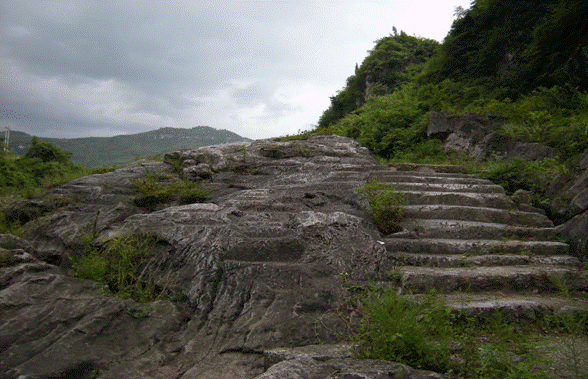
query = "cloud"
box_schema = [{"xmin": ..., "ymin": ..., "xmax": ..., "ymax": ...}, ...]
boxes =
[{"xmin": 0, "ymin": 0, "xmax": 471, "ymax": 140}]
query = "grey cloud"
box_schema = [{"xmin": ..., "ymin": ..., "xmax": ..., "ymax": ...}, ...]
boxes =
[{"xmin": 0, "ymin": 0, "xmax": 467, "ymax": 140}]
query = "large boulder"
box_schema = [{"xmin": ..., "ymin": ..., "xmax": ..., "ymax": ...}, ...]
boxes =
[
  {"xmin": 556, "ymin": 210, "xmax": 588, "ymax": 261},
  {"xmin": 257, "ymin": 344, "xmax": 447, "ymax": 379},
  {"xmin": 427, "ymin": 111, "xmax": 556, "ymax": 161},
  {"xmin": 0, "ymin": 135, "xmax": 396, "ymax": 379}
]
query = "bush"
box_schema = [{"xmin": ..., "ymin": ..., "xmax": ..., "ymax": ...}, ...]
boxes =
[
  {"xmin": 131, "ymin": 172, "xmax": 210, "ymax": 210},
  {"xmin": 357, "ymin": 181, "xmax": 405, "ymax": 235},
  {"xmin": 354, "ymin": 289, "xmax": 551, "ymax": 378},
  {"xmin": 72, "ymin": 234, "xmax": 166, "ymax": 302},
  {"xmin": 356, "ymin": 290, "xmax": 453, "ymax": 372}
]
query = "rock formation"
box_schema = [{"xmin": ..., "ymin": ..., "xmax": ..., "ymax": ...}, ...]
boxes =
[
  {"xmin": 428, "ymin": 111, "xmax": 588, "ymax": 260},
  {"xmin": 1, "ymin": 135, "xmax": 586, "ymax": 378}
]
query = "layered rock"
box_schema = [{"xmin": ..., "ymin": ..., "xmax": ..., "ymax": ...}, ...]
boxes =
[
  {"xmin": 1, "ymin": 135, "xmax": 586, "ymax": 379},
  {"xmin": 427, "ymin": 112, "xmax": 588, "ymax": 260}
]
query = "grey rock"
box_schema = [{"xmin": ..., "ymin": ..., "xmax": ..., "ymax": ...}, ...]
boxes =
[
  {"xmin": 550, "ymin": 167, "xmax": 588, "ymax": 223},
  {"xmin": 183, "ymin": 163, "xmax": 213, "ymax": 180},
  {"xmin": 556, "ymin": 210, "xmax": 588, "ymax": 259},
  {"xmin": 472, "ymin": 133, "xmax": 556, "ymax": 161},
  {"xmin": 427, "ymin": 112, "xmax": 556, "ymax": 162},
  {"xmin": 0, "ymin": 234, "xmax": 34, "ymax": 253},
  {"xmin": 1, "ymin": 134, "xmax": 585, "ymax": 378},
  {"xmin": 0, "ymin": 263, "xmax": 185, "ymax": 379},
  {"xmin": 257, "ymin": 345, "xmax": 447, "ymax": 379}
]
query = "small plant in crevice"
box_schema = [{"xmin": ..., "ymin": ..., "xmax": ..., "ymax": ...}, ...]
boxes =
[
  {"xmin": 0, "ymin": 250, "xmax": 16, "ymax": 268},
  {"xmin": 131, "ymin": 171, "xmax": 210, "ymax": 210},
  {"xmin": 71, "ymin": 234, "xmax": 168, "ymax": 302},
  {"xmin": 357, "ymin": 180, "xmax": 406, "ymax": 235}
]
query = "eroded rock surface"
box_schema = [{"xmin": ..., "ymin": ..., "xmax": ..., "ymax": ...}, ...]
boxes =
[
  {"xmin": 0, "ymin": 136, "xmax": 393, "ymax": 379},
  {"xmin": 1, "ymin": 135, "xmax": 586, "ymax": 379},
  {"xmin": 427, "ymin": 111, "xmax": 557, "ymax": 161}
]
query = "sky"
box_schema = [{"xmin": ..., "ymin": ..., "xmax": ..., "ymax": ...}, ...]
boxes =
[{"xmin": 0, "ymin": 0, "xmax": 472, "ymax": 141}]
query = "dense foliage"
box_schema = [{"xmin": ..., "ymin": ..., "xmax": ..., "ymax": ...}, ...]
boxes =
[
  {"xmin": 1, "ymin": 138, "xmax": 120, "ymax": 200},
  {"xmin": 314, "ymin": 0, "xmax": 588, "ymax": 208},
  {"xmin": 318, "ymin": 31, "xmax": 438, "ymax": 128},
  {"xmin": 423, "ymin": 0, "xmax": 588, "ymax": 93},
  {"xmin": 0, "ymin": 137, "xmax": 93, "ymax": 196}
]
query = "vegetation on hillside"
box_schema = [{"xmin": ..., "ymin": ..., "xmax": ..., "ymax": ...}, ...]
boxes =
[
  {"xmin": 313, "ymin": 0, "xmax": 588, "ymax": 212},
  {"xmin": 318, "ymin": 30, "xmax": 438, "ymax": 128},
  {"xmin": 424, "ymin": 0, "xmax": 588, "ymax": 93},
  {"xmin": 0, "ymin": 137, "xmax": 105, "ymax": 197},
  {"xmin": 338, "ymin": 282, "xmax": 588, "ymax": 379},
  {"xmin": 6, "ymin": 126, "xmax": 250, "ymax": 168}
]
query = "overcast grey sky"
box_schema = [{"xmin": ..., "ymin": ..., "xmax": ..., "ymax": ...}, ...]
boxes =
[{"xmin": 0, "ymin": 1, "xmax": 471, "ymax": 140}]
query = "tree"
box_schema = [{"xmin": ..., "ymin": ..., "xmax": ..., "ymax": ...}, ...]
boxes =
[{"xmin": 24, "ymin": 137, "xmax": 71, "ymax": 163}]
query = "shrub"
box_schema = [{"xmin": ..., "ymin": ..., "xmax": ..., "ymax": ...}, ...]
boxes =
[
  {"xmin": 131, "ymin": 172, "xmax": 210, "ymax": 210},
  {"xmin": 357, "ymin": 180, "xmax": 405, "ymax": 235},
  {"xmin": 355, "ymin": 289, "xmax": 453, "ymax": 372},
  {"xmin": 354, "ymin": 289, "xmax": 551, "ymax": 378},
  {"xmin": 71, "ymin": 234, "xmax": 166, "ymax": 302}
]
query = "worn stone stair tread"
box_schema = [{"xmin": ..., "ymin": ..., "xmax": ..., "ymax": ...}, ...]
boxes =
[
  {"xmin": 403, "ymin": 204, "xmax": 552, "ymax": 227},
  {"xmin": 387, "ymin": 252, "xmax": 581, "ymax": 268},
  {"xmin": 399, "ymin": 218, "xmax": 556, "ymax": 240},
  {"xmin": 384, "ymin": 182, "xmax": 505, "ymax": 194},
  {"xmin": 401, "ymin": 190, "xmax": 511, "ymax": 208},
  {"xmin": 370, "ymin": 173, "xmax": 495, "ymax": 186},
  {"xmin": 386, "ymin": 162, "xmax": 465, "ymax": 173},
  {"xmin": 438, "ymin": 292, "xmax": 588, "ymax": 320},
  {"xmin": 364, "ymin": 171, "xmax": 493, "ymax": 184},
  {"xmin": 384, "ymin": 237, "xmax": 569, "ymax": 255},
  {"xmin": 400, "ymin": 265, "xmax": 588, "ymax": 293}
]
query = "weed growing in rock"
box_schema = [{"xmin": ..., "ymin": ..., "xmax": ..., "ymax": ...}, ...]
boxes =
[
  {"xmin": 353, "ymin": 288, "xmax": 551, "ymax": 378},
  {"xmin": 0, "ymin": 211, "xmax": 23, "ymax": 236},
  {"xmin": 0, "ymin": 250, "xmax": 15, "ymax": 268},
  {"xmin": 357, "ymin": 180, "xmax": 405, "ymax": 235},
  {"xmin": 71, "ymin": 234, "xmax": 167, "ymax": 302},
  {"xmin": 131, "ymin": 171, "xmax": 209, "ymax": 210}
]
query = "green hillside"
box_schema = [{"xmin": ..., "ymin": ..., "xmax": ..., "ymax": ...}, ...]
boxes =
[
  {"xmin": 311, "ymin": 0, "xmax": 588, "ymax": 211},
  {"xmin": 6, "ymin": 126, "xmax": 250, "ymax": 168}
]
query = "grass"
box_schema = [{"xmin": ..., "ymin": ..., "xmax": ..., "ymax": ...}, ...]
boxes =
[
  {"xmin": 71, "ymin": 234, "xmax": 168, "ymax": 302},
  {"xmin": 347, "ymin": 287, "xmax": 571, "ymax": 379},
  {"xmin": 357, "ymin": 180, "xmax": 405, "ymax": 235},
  {"xmin": 0, "ymin": 250, "xmax": 15, "ymax": 268},
  {"xmin": 131, "ymin": 171, "xmax": 210, "ymax": 211}
]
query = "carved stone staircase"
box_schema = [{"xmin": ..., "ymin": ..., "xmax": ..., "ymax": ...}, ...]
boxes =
[{"xmin": 369, "ymin": 163, "xmax": 588, "ymax": 320}]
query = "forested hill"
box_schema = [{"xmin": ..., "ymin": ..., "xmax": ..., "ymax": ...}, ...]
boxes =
[
  {"xmin": 424, "ymin": 0, "xmax": 588, "ymax": 92},
  {"xmin": 313, "ymin": 0, "xmax": 588, "ymax": 221},
  {"xmin": 316, "ymin": 0, "xmax": 588, "ymax": 162},
  {"xmin": 6, "ymin": 127, "xmax": 251, "ymax": 168}
]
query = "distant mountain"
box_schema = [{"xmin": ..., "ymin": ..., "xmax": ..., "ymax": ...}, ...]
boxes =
[{"xmin": 6, "ymin": 127, "xmax": 251, "ymax": 168}]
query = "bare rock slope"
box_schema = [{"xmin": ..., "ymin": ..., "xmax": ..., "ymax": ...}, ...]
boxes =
[{"xmin": 1, "ymin": 135, "xmax": 586, "ymax": 379}]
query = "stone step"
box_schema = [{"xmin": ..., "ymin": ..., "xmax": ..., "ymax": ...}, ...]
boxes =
[
  {"xmin": 403, "ymin": 205, "xmax": 552, "ymax": 227},
  {"xmin": 402, "ymin": 191, "xmax": 511, "ymax": 209},
  {"xmin": 368, "ymin": 171, "xmax": 493, "ymax": 185},
  {"xmin": 398, "ymin": 218, "xmax": 556, "ymax": 241},
  {"xmin": 441, "ymin": 292, "xmax": 588, "ymax": 322},
  {"xmin": 331, "ymin": 170, "xmax": 489, "ymax": 185},
  {"xmin": 384, "ymin": 237, "xmax": 570, "ymax": 256},
  {"xmin": 412, "ymin": 292, "xmax": 588, "ymax": 322},
  {"xmin": 386, "ymin": 182, "xmax": 505, "ymax": 194},
  {"xmin": 386, "ymin": 162, "xmax": 465, "ymax": 174},
  {"xmin": 386, "ymin": 252, "xmax": 581, "ymax": 268},
  {"xmin": 398, "ymin": 265, "xmax": 588, "ymax": 294}
]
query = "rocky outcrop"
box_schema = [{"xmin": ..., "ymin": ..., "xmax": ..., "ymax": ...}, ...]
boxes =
[
  {"xmin": 258, "ymin": 344, "xmax": 446, "ymax": 379},
  {"xmin": 1, "ymin": 135, "xmax": 586, "ymax": 378},
  {"xmin": 427, "ymin": 111, "xmax": 557, "ymax": 161},
  {"xmin": 428, "ymin": 112, "xmax": 588, "ymax": 260}
]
